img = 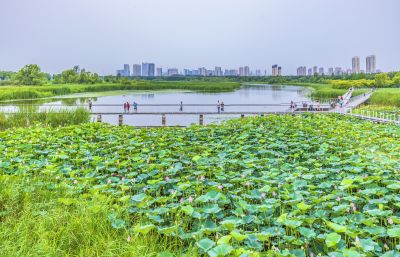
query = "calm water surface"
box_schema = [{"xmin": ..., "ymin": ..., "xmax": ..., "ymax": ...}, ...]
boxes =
[{"xmin": 2, "ymin": 84, "xmax": 311, "ymax": 126}]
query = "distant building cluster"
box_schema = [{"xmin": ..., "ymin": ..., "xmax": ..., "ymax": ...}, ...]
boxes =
[
  {"xmin": 297, "ymin": 55, "xmax": 378, "ymax": 76},
  {"xmin": 271, "ymin": 65, "xmax": 282, "ymax": 76},
  {"xmin": 116, "ymin": 63, "xmax": 269, "ymax": 77}
]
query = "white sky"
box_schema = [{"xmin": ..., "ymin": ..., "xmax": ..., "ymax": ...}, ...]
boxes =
[{"xmin": 1, "ymin": 0, "xmax": 399, "ymax": 75}]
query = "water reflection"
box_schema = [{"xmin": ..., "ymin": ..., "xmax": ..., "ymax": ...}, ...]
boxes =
[{"xmin": 0, "ymin": 84, "xmax": 311, "ymax": 126}]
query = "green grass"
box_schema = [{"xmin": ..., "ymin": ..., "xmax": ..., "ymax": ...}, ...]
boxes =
[
  {"xmin": 0, "ymin": 81, "xmax": 241, "ymax": 101},
  {"xmin": 284, "ymin": 82, "xmax": 367, "ymax": 99},
  {"xmin": 0, "ymin": 108, "xmax": 90, "ymax": 130},
  {"xmin": 0, "ymin": 175, "xmax": 198, "ymax": 257},
  {"xmin": 369, "ymin": 88, "xmax": 400, "ymax": 106}
]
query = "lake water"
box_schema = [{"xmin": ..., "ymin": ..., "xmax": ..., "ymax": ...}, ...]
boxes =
[{"xmin": 1, "ymin": 84, "xmax": 311, "ymax": 126}]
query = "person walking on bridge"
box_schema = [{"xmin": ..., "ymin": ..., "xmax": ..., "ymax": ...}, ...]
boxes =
[
  {"xmin": 221, "ymin": 101, "xmax": 225, "ymax": 112},
  {"xmin": 88, "ymin": 99, "xmax": 93, "ymax": 112},
  {"xmin": 179, "ymin": 101, "xmax": 183, "ymax": 112},
  {"xmin": 133, "ymin": 101, "xmax": 138, "ymax": 112},
  {"xmin": 217, "ymin": 101, "xmax": 221, "ymax": 114},
  {"xmin": 126, "ymin": 102, "xmax": 131, "ymax": 112},
  {"xmin": 123, "ymin": 102, "xmax": 127, "ymax": 113}
]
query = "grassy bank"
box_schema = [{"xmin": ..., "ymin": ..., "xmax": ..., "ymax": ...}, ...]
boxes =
[
  {"xmin": 1, "ymin": 115, "xmax": 400, "ymax": 256},
  {"xmin": 0, "ymin": 175, "xmax": 197, "ymax": 257},
  {"xmin": 0, "ymin": 81, "xmax": 241, "ymax": 101},
  {"xmin": 369, "ymin": 88, "xmax": 400, "ymax": 106},
  {"xmin": 0, "ymin": 108, "xmax": 90, "ymax": 130}
]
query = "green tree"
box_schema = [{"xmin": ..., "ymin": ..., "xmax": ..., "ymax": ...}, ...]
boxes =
[
  {"xmin": 60, "ymin": 68, "xmax": 79, "ymax": 83},
  {"xmin": 374, "ymin": 73, "xmax": 389, "ymax": 87},
  {"xmin": 13, "ymin": 64, "xmax": 46, "ymax": 85}
]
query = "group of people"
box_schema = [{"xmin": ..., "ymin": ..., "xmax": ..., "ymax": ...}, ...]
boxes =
[
  {"xmin": 217, "ymin": 101, "xmax": 225, "ymax": 113},
  {"xmin": 123, "ymin": 101, "xmax": 138, "ymax": 112}
]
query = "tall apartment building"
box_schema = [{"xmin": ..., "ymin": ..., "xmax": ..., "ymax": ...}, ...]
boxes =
[
  {"xmin": 167, "ymin": 68, "xmax": 179, "ymax": 76},
  {"xmin": 308, "ymin": 68, "xmax": 312, "ymax": 76},
  {"xmin": 319, "ymin": 67, "xmax": 324, "ymax": 76},
  {"xmin": 297, "ymin": 66, "xmax": 307, "ymax": 76},
  {"xmin": 277, "ymin": 66, "xmax": 282, "ymax": 76},
  {"xmin": 142, "ymin": 63, "xmax": 155, "ymax": 77},
  {"xmin": 198, "ymin": 67, "xmax": 207, "ymax": 76},
  {"xmin": 328, "ymin": 67, "xmax": 334, "ymax": 76},
  {"xmin": 244, "ymin": 66, "xmax": 250, "ymax": 76},
  {"xmin": 352, "ymin": 56, "xmax": 360, "ymax": 74},
  {"xmin": 116, "ymin": 64, "xmax": 130, "ymax": 77},
  {"xmin": 366, "ymin": 55, "xmax": 376, "ymax": 74},
  {"xmin": 156, "ymin": 68, "xmax": 163, "ymax": 77},
  {"xmin": 214, "ymin": 67, "xmax": 223, "ymax": 76},
  {"xmin": 272, "ymin": 65, "xmax": 278, "ymax": 76},
  {"xmin": 313, "ymin": 66, "xmax": 318, "ymax": 75},
  {"xmin": 132, "ymin": 64, "xmax": 141, "ymax": 76},
  {"xmin": 334, "ymin": 67, "xmax": 342, "ymax": 76}
]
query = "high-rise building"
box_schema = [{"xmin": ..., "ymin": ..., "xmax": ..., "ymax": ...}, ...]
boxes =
[
  {"xmin": 132, "ymin": 64, "xmax": 141, "ymax": 76},
  {"xmin": 366, "ymin": 55, "xmax": 376, "ymax": 74},
  {"xmin": 308, "ymin": 68, "xmax": 313, "ymax": 76},
  {"xmin": 313, "ymin": 66, "xmax": 318, "ymax": 75},
  {"xmin": 272, "ymin": 65, "xmax": 278, "ymax": 76},
  {"xmin": 239, "ymin": 67, "xmax": 245, "ymax": 76},
  {"xmin": 167, "ymin": 68, "xmax": 179, "ymax": 76},
  {"xmin": 198, "ymin": 67, "xmax": 207, "ymax": 76},
  {"xmin": 328, "ymin": 67, "xmax": 334, "ymax": 76},
  {"xmin": 116, "ymin": 64, "xmax": 130, "ymax": 77},
  {"xmin": 334, "ymin": 67, "xmax": 342, "ymax": 76},
  {"xmin": 297, "ymin": 66, "xmax": 307, "ymax": 76},
  {"xmin": 214, "ymin": 67, "xmax": 223, "ymax": 76},
  {"xmin": 244, "ymin": 66, "xmax": 250, "ymax": 76},
  {"xmin": 156, "ymin": 68, "xmax": 163, "ymax": 77},
  {"xmin": 255, "ymin": 70, "xmax": 262, "ymax": 76},
  {"xmin": 277, "ymin": 67, "xmax": 282, "ymax": 76},
  {"xmin": 319, "ymin": 67, "xmax": 324, "ymax": 76},
  {"xmin": 142, "ymin": 63, "xmax": 155, "ymax": 77},
  {"xmin": 352, "ymin": 56, "xmax": 360, "ymax": 74}
]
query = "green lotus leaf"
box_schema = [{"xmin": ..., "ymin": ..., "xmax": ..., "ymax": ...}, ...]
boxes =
[
  {"xmin": 342, "ymin": 248, "xmax": 363, "ymax": 257},
  {"xmin": 325, "ymin": 233, "xmax": 341, "ymax": 247},
  {"xmin": 298, "ymin": 227, "xmax": 316, "ymax": 239},
  {"xmin": 326, "ymin": 221, "xmax": 347, "ymax": 233},
  {"xmin": 181, "ymin": 205, "xmax": 194, "ymax": 216},
  {"xmin": 297, "ymin": 201, "xmax": 311, "ymax": 211},
  {"xmin": 133, "ymin": 224, "xmax": 155, "ymax": 235},
  {"xmin": 387, "ymin": 227, "xmax": 400, "ymax": 238},
  {"xmin": 203, "ymin": 204, "xmax": 221, "ymax": 214},
  {"xmin": 131, "ymin": 193, "xmax": 147, "ymax": 203},
  {"xmin": 192, "ymin": 155, "xmax": 201, "ymax": 162},
  {"xmin": 217, "ymin": 235, "xmax": 232, "ymax": 245},
  {"xmin": 230, "ymin": 230, "xmax": 248, "ymax": 242},
  {"xmin": 207, "ymin": 244, "xmax": 233, "ymax": 257},
  {"xmin": 196, "ymin": 238, "xmax": 215, "ymax": 252},
  {"xmin": 359, "ymin": 238, "xmax": 378, "ymax": 252}
]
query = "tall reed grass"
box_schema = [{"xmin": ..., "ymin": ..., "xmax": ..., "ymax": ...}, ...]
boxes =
[
  {"xmin": 0, "ymin": 175, "xmax": 197, "ymax": 257},
  {"xmin": 0, "ymin": 108, "xmax": 90, "ymax": 130},
  {"xmin": 369, "ymin": 88, "xmax": 400, "ymax": 106},
  {"xmin": 0, "ymin": 81, "xmax": 241, "ymax": 101}
]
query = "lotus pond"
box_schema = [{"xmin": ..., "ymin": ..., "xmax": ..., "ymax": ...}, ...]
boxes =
[{"xmin": 1, "ymin": 114, "xmax": 400, "ymax": 256}]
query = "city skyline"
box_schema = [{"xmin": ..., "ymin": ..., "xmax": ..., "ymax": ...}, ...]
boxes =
[{"xmin": 0, "ymin": 0, "xmax": 399, "ymax": 75}]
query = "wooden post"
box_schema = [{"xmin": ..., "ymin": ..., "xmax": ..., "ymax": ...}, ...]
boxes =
[
  {"xmin": 118, "ymin": 114, "xmax": 123, "ymax": 126},
  {"xmin": 162, "ymin": 114, "xmax": 166, "ymax": 126},
  {"xmin": 97, "ymin": 114, "xmax": 102, "ymax": 122},
  {"xmin": 241, "ymin": 114, "xmax": 245, "ymax": 118},
  {"xmin": 199, "ymin": 114, "xmax": 204, "ymax": 125}
]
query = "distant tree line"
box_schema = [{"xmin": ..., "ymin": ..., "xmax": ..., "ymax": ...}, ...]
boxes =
[{"xmin": 1, "ymin": 64, "xmax": 399, "ymax": 87}]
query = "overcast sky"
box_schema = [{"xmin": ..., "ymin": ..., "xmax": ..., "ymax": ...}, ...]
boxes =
[{"xmin": 1, "ymin": 0, "xmax": 399, "ymax": 75}]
